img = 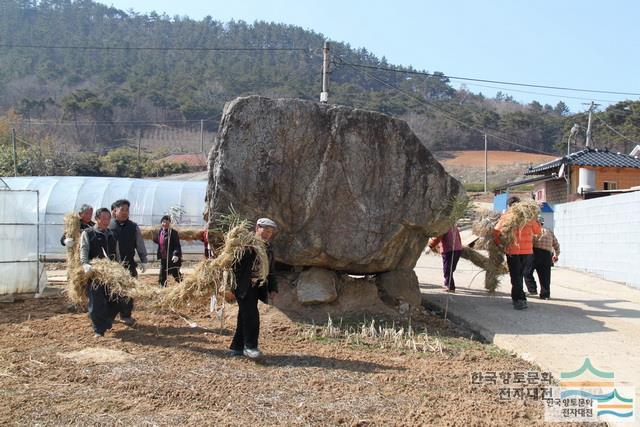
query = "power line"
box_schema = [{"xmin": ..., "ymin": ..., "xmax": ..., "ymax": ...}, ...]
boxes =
[
  {"xmin": 458, "ymin": 81, "xmax": 620, "ymax": 104},
  {"xmin": 13, "ymin": 135, "xmax": 35, "ymax": 148},
  {"xmin": 334, "ymin": 57, "xmax": 558, "ymax": 156},
  {"xmin": 337, "ymin": 60, "xmax": 640, "ymax": 97},
  {"xmin": 10, "ymin": 118, "xmax": 220, "ymax": 126},
  {"xmin": 594, "ymin": 113, "xmax": 639, "ymax": 144},
  {"xmin": 0, "ymin": 43, "xmax": 315, "ymax": 53}
]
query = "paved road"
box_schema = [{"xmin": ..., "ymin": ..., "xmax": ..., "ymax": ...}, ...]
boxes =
[{"xmin": 416, "ymin": 252, "xmax": 640, "ymax": 413}]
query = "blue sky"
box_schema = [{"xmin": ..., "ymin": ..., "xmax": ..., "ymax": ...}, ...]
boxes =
[{"xmin": 106, "ymin": 0, "xmax": 639, "ymax": 113}]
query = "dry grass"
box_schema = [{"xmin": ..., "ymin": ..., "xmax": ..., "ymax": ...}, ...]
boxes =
[
  {"xmin": 61, "ymin": 217, "xmax": 269, "ymax": 333},
  {"xmin": 63, "ymin": 213, "xmax": 154, "ymax": 304},
  {"xmin": 86, "ymin": 258, "xmax": 157, "ymax": 300},
  {"xmin": 469, "ymin": 210, "xmax": 507, "ymax": 292},
  {"xmin": 157, "ymin": 223, "xmax": 269, "ymax": 315},
  {"xmin": 301, "ymin": 315, "xmax": 445, "ymax": 354},
  {"xmin": 139, "ymin": 226, "xmax": 205, "ymax": 242},
  {"xmin": 0, "ymin": 297, "xmax": 556, "ymax": 426},
  {"xmin": 62, "ymin": 213, "xmax": 87, "ymax": 306},
  {"xmin": 496, "ymin": 200, "xmax": 540, "ymax": 249},
  {"xmin": 461, "ymin": 200, "xmax": 539, "ymax": 292}
]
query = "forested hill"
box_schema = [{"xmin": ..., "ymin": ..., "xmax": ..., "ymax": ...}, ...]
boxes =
[{"xmin": 1, "ymin": 0, "xmax": 639, "ymax": 157}]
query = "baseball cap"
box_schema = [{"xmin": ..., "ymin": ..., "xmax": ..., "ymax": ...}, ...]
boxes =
[{"xmin": 256, "ymin": 218, "xmax": 277, "ymax": 228}]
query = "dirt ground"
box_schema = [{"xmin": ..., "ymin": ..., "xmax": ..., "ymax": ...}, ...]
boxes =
[
  {"xmin": 433, "ymin": 150, "xmax": 557, "ymax": 186},
  {"xmin": 434, "ymin": 151, "xmax": 556, "ymax": 168},
  {"xmin": 0, "ymin": 277, "xmax": 590, "ymax": 427}
]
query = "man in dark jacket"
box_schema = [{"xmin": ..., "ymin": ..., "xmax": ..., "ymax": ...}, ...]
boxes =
[
  {"xmin": 61, "ymin": 204, "xmax": 94, "ymax": 246},
  {"xmin": 229, "ymin": 217, "xmax": 278, "ymax": 359},
  {"xmin": 108, "ymin": 199, "xmax": 148, "ymax": 326},
  {"xmin": 80, "ymin": 208, "xmax": 123, "ymax": 337},
  {"xmin": 153, "ymin": 215, "xmax": 182, "ymax": 286}
]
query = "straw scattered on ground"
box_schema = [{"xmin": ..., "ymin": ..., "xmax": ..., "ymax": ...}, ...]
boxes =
[{"xmin": 0, "ymin": 296, "xmax": 560, "ymax": 426}]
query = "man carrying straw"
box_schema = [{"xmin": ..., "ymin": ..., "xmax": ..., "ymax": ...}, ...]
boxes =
[
  {"xmin": 109, "ymin": 199, "xmax": 148, "ymax": 326},
  {"xmin": 229, "ymin": 218, "xmax": 279, "ymax": 359},
  {"xmin": 493, "ymin": 196, "xmax": 541, "ymax": 310},
  {"xmin": 80, "ymin": 208, "xmax": 129, "ymax": 337}
]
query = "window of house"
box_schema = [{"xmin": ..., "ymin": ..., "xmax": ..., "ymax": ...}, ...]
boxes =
[{"xmin": 603, "ymin": 181, "xmax": 617, "ymax": 190}]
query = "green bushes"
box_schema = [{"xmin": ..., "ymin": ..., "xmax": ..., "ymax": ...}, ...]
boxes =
[{"xmin": 0, "ymin": 145, "xmax": 189, "ymax": 178}]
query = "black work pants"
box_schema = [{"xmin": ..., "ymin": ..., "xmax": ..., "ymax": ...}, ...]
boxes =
[
  {"xmin": 87, "ymin": 282, "xmax": 131, "ymax": 334},
  {"xmin": 524, "ymin": 248, "xmax": 553, "ymax": 298},
  {"xmin": 230, "ymin": 285, "xmax": 260, "ymax": 351},
  {"xmin": 442, "ymin": 250, "xmax": 462, "ymax": 290},
  {"xmin": 506, "ymin": 254, "xmax": 533, "ymax": 302},
  {"xmin": 159, "ymin": 259, "xmax": 181, "ymax": 287},
  {"xmin": 117, "ymin": 262, "xmax": 136, "ymax": 318}
]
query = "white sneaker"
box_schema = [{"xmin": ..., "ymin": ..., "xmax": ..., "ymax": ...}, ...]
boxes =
[{"xmin": 243, "ymin": 348, "xmax": 262, "ymax": 359}]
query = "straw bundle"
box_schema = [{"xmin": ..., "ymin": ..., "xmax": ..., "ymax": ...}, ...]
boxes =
[
  {"xmin": 178, "ymin": 228, "xmax": 205, "ymax": 241},
  {"xmin": 464, "ymin": 209, "xmax": 506, "ymax": 292},
  {"xmin": 461, "ymin": 200, "xmax": 539, "ymax": 292},
  {"xmin": 158, "ymin": 223, "xmax": 269, "ymax": 310},
  {"xmin": 458, "ymin": 245, "xmax": 508, "ymax": 292},
  {"xmin": 139, "ymin": 226, "xmax": 205, "ymax": 242},
  {"xmin": 63, "ymin": 213, "xmax": 88, "ymax": 306},
  {"xmin": 86, "ymin": 258, "xmax": 158, "ymax": 300},
  {"xmin": 496, "ymin": 200, "xmax": 540, "ymax": 249},
  {"xmin": 471, "ymin": 210, "xmax": 500, "ymax": 250}
]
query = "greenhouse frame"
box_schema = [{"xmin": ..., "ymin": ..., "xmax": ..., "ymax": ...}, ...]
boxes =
[{"xmin": 1, "ymin": 176, "xmax": 207, "ymax": 295}]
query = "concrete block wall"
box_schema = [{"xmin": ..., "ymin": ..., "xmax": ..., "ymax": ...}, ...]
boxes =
[
  {"xmin": 545, "ymin": 179, "xmax": 567, "ymax": 204},
  {"xmin": 553, "ymin": 191, "xmax": 640, "ymax": 288}
]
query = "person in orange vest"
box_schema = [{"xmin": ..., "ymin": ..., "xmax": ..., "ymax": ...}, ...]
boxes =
[{"xmin": 493, "ymin": 196, "xmax": 541, "ymax": 310}]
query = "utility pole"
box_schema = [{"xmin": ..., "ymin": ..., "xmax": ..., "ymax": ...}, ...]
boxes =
[
  {"xmin": 137, "ymin": 128, "xmax": 143, "ymax": 164},
  {"xmin": 484, "ymin": 133, "xmax": 488, "ymax": 192},
  {"xmin": 200, "ymin": 119, "xmax": 204, "ymax": 153},
  {"xmin": 583, "ymin": 101, "xmax": 600, "ymax": 148},
  {"xmin": 12, "ymin": 128, "xmax": 17, "ymax": 176},
  {"xmin": 320, "ymin": 41, "xmax": 330, "ymax": 103}
]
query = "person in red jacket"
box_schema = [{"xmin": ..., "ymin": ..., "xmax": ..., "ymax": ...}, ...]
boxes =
[{"xmin": 493, "ymin": 197, "xmax": 541, "ymax": 310}]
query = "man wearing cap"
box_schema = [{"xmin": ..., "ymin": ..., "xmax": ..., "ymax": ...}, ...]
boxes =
[
  {"xmin": 524, "ymin": 217, "xmax": 560, "ymax": 300},
  {"xmin": 229, "ymin": 217, "xmax": 279, "ymax": 359}
]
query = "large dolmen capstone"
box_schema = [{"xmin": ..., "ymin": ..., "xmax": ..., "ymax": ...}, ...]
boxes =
[{"xmin": 207, "ymin": 96, "xmax": 464, "ymax": 274}]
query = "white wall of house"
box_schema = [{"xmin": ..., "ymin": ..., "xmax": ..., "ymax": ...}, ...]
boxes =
[{"xmin": 553, "ymin": 191, "xmax": 640, "ymax": 288}]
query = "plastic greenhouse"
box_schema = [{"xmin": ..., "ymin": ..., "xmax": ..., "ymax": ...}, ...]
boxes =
[
  {"xmin": 1, "ymin": 176, "xmax": 207, "ymax": 295},
  {"xmin": 0, "ymin": 183, "xmax": 45, "ymax": 295}
]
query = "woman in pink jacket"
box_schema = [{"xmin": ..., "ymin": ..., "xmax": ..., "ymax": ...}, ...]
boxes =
[{"xmin": 429, "ymin": 225, "xmax": 462, "ymax": 293}]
